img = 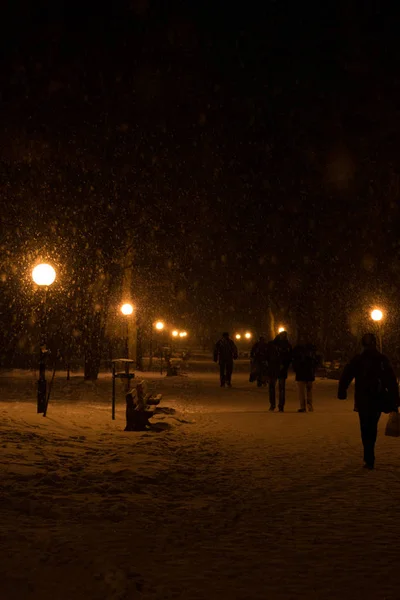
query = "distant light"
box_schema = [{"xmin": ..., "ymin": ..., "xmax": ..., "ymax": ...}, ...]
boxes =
[
  {"xmin": 245, "ymin": 332, "xmax": 252, "ymax": 339},
  {"xmin": 121, "ymin": 303, "xmax": 134, "ymax": 316},
  {"xmin": 155, "ymin": 321, "xmax": 165, "ymax": 330},
  {"xmin": 371, "ymin": 309, "xmax": 383, "ymax": 322},
  {"xmin": 32, "ymin": 264, "xmax": 56, "ymax": 286},
  {"xmin": 278, "ymin": 327, "xmax": 285, "ymax": 333},
  {"xmin": 172, "ymin": 330, "xmax": 179, "ymax": 337},
  {"xmin": 181, "ymin": 331, "xmax": 188, "ymax": 337},
  {"xmin": 235, "ymin": 334, "xmax": 241, "ymax": 340}
]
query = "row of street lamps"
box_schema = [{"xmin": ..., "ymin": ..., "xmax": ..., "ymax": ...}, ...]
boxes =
[
  {"xmin": 31, "ymin": 263, "xmax": 189, "ymax": 414},
  {"xmin": 30, "ymin": 262, "xmax": 387, "ymax": 412},
  {"xmin": 120, "ymin": 307, "xmax": 190, "ymax": 365},
  {"xmin": 235, "ymin": 332, "xmax": 252, "ymax": 340},
  {"xmin": 155, "ymin": 321, "xmax": 188, "ymax": 337},
  {"xmin": 235, "ymin": 326, "xmax": 286, "ymax": 342},
  {"xmin": 121, "ymin": 312, "xmax": 188, "ymax": 339},
  {"xmin": 233, "ymin": 313, "xmax": 385, "ymax": 351}
]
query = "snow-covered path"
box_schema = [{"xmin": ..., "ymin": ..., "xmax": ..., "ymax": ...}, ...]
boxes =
[{"xmin": 1, "ymin": 369, "xmax": 399, "ymax": 599}]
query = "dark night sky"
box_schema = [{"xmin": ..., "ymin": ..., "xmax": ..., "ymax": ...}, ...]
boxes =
[{"xmin": 1, "ymin": 1, "xmax": 400, "ymax": 353}]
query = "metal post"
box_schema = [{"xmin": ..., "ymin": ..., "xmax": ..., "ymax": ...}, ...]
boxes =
[
  {"xmin": 37, "ymin": 288, "xmax": 48, "ymax": 414},
  {"xmin": 124, "ymin": 361, "xmax": 130, "ymax": 393},
  {"xmin": 149, "ymin": 332, "xmax": 153, "ymax": 370},
  {"xmin": 125, "ymin": 320, "xmax": 129, "ymax": 359},
  {"xmin": 378, "ymin": 324, "xmax": 383, "ymax": 353},
  {"xmin": 112, "ymin": 362, "xmax": 116, "ymax": 420},
  {"xmin": 136, "ymin": 324, "xmax": 143, "ymax": 371}
]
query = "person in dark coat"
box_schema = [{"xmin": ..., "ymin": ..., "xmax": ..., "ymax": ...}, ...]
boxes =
[
  {"xmin": 250, "ymin": 335, "xmax": 269, "ymax": 387},
  {"xmin": 293, "ymin": 342, "xmax": 319, "ymax": 412},
  {"xmin": 267, "ymin": 331, "xmax": 292, "ymax": 411},
  {"xmin": 213, "ymin": 332, "xmax": 238, "ymax": 387},
  {"xmin": 338, "ymin": 333, "xmax": 399, "ymax": 469}
]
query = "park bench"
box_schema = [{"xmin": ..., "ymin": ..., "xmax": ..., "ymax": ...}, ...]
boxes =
[{"xmin": 125, "ymin": 379, "xmax": 163, "ymax": 431}]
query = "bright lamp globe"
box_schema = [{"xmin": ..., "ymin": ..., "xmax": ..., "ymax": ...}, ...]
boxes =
[
  {"xmin": 121, "ymin": 303, "xmax": 134, "ymax": 316},
  {"xmin": 155, "ymin": 321, "xmax": 164, "ymax": 330},
  {"xmin": 32, "ymin": 264, "xmax": 56, "ymax": 286},
  {"xmin": 371, "ymin": 309, "xmax": 383, "ymax": 322}
]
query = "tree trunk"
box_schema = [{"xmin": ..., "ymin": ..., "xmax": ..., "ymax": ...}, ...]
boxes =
[
  {"xmin": 84, "ymin": 347, "xmax": 101, "ymax": 380},
  {"xmin": 136, "ymin": 325, "xmax": 143, "ymax": 371}
]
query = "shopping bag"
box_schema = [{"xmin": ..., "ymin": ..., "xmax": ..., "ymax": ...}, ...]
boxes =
[{"xmin": 385, "ymin": 411, "xmax": 400, "ymax": 437}]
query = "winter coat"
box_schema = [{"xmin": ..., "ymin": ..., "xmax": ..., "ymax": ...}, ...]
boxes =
[
  {"xmin": 265, "ymin": 336, "xmax": 292, "ymax": 380},
  {"xmin": 213, "ymin": 338, "xmax": 238, "ymax": 364},
  {"xmin": 338, "ymin": 348, "xmax": 399, "ymax": 413},
  {"xmin": 266, "ymin": 338, "xmax": 292, "ymax": 380},
  {"xmin": 250, "ymin": 341, "xmax": 269, "ymax": 382},
  {"xmin": 250, "ymin": 341, "xmax": 269, "ymax": 362},
  {"xmin": 293, "ymin": 344, "xmax": 319, "ymax": 382}
]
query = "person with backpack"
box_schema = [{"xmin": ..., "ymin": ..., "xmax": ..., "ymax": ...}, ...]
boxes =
[
  {"xmin": 266, "ymin": 330, "xmax": 292, "ymax": 411},
  {"xmin": 213, "ymin": 332, "xmax": 238, "ymax": 387},
  {"xmin": 338, "ymin": 333, "xmax": 399, "ymax": 470},
  {"xmin": 292, "ymin": 341, "xmax": 319, "ymax": 412}
]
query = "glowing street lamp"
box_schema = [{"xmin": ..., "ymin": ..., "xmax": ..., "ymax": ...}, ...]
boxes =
[
  {"xmin": 120, "ymin": 303, "xmax": 134, "ymax": 358},
  {"xmin": 32, "ymin": 263, "xmax": 56, "ymax": 416},
  {"xmin": 235, "ymin": 334, "xmax": 241, "ymax": 340},
  {"xmin": 32, "ymin": 263, "xmax": 56, "ymax": 287},
  {"xmin": 179, "ymin": 331, "xmax": 188, "ymax": 338},
  {"xmin": 278, "ymin": 326, "xmax": 286, "ymax": 334},
  {"xmin": 245, "ymin": 332, "xmax": 252, "ymax": 340},
  {"xmin": 172, "ymin": 330, "xmax": 179, "ymax": 337},
  {"xmin": 120, "ymin": 303, "xmax": 134, "ymax": 316},
  {"xmin": 370, "ymin": 309, "xmax": 384, "ymax": 352},
  {"xmin": 371, "ymin": 309, "xmax": 383, "ymax": 322},
  {"xmin": 154, "ymin": 321, "xmax": 167, "ymax": 374}
]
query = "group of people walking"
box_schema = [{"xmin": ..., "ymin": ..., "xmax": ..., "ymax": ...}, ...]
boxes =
[
  {"xmin": 214, "ymin": 330, "xmax": 318, "ymax": 413},
  {"xmin": 214, "ymin": 330, "xmax": 400, "ymax": 469}
]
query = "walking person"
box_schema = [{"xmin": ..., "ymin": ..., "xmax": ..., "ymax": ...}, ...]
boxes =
[
  {"xmin": 338, "ymin": 333, "xmax": 399, "ymax": 470},
  {"xmin": 213, "ymin": 332, "xmax": 238, "ymax": 387},
  {"xmin": 266, "ymin": 330, "xmax": 292, "ymax": 412},
  {"xmin": 293, "ymin": 341, "xmax": 319, "ymax": 412},
  {"xmin": 250, "ymin": 335, "xmax": 269, "ymax": 387}
]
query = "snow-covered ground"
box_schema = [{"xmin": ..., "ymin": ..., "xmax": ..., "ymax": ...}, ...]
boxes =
[{"xmin": 1, "ymin": 365, "xmax": 399, "ymax": 600}]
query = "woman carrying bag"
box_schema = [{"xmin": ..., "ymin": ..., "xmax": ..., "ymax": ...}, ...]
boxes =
[{"xmin": 338, "ymin": 333, "xmax": 399, "ymax": 470}]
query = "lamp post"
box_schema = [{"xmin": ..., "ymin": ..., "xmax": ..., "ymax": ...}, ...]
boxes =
[
  {"xmin": 171, "ymin": 330, "xmax": 178, "ymax": 353},
  {"xmin": 154, "ymin": 321, "xmax": 165, "ymax": 374},
  {"xmin": 371, "ymin": 309, "xmax": 384, "ymax": 352},
  {"xmin": 120, "ymin": 303, "xmax": 134, "ymax": 358},
  {"xmin": 32, "ymin": 263, "xmax": 56, "ymax": 415}
]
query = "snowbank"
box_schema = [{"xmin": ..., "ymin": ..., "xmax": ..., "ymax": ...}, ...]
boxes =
[{"xmin": 1, "ymin": 369, "xmax": 399, "ymax": 599}]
